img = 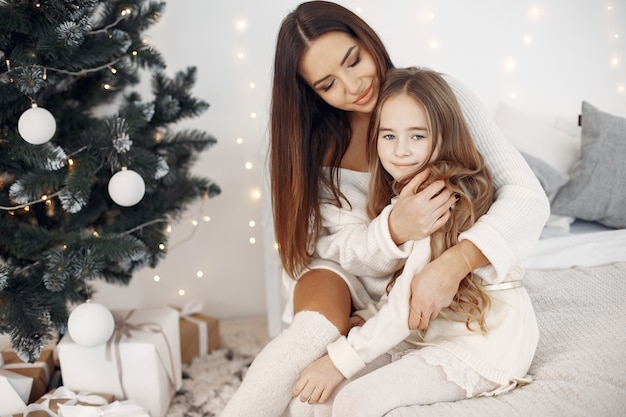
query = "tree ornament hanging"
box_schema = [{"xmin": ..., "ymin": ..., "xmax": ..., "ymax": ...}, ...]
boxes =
[
  {"xmin": 67, "ymin": 302, "xmax": 115, "ymax": 347},
  {"xmin": 17, "ymin": 104, "xmax": 57, "ymax": 145},
  {"xmin": 108, "ymin": 168, "xmax": 146, "ymax": 206}
]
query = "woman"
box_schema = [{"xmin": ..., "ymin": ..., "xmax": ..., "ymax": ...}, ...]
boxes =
[{"xmin": 220, "ymin": 2, "xmax": 549, "ymax": 417}]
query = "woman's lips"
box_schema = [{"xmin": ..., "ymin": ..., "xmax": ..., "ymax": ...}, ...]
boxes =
[{"xmin": 354, "ymin": 83, "xmax": 374, "ymax": 105}]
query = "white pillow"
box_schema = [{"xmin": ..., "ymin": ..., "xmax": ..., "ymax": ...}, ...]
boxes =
[{"xmin": 494, "ymin": 102, "xmax": 581, "ymax": 176}]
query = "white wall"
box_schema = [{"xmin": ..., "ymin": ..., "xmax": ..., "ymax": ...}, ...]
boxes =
[{"xmin": 93, "ymin": 1, "xmax": 625, "ymax": 336}]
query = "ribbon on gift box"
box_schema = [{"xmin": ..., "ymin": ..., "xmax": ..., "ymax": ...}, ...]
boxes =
[
  {"xmin": 59, "ymin": 400, "xmax": 149, "ymax": 417},
  {"xmin": 37, "ymin": 386, "xmax": 112, "ymax": 409},
  {"xmin": 21, "ymin": 399, "xmax": 149, "ymax": 417},
  {"xmin": 105, "ymin": 310, "xmax": 176, "ymax": 400},
  {"xmin": 177, "ymin": 299, "xmax": 209, "ymax": 359}
]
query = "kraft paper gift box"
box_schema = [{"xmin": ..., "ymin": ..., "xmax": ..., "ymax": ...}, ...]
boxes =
[
  {"xmin": 0, "ymin": 369, "xmax": 32, "ymax": 415},
  {"xmin": 57, "ymin": 307, "xmax": 182, "ymax": 417},
  {"xmin": 0, "ymin": 349, "xmax": 56, "ymax": 405},
  {"xmin": 175, "ymin": 300, "xmax": 221, "ymax": 364}
]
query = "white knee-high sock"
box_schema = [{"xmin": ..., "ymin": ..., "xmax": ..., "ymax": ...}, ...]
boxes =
[{"xmin": 220, "ymin": 310, "xmax": 340, "ymax": 417}]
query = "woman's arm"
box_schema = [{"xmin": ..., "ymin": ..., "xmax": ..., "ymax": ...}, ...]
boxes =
[
  {"xmin": 445, "ymin": 75, "xmax": 550, "ymax": 279},
  {"xmin": 408, "ymin": 240, "xmax": 486, "ymax": 330}
]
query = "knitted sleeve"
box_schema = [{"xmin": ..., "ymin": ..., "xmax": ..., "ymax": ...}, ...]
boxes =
[
  {"xmin": 314, "ymin": 171, "xmax": 412, "ymax": 278},
  {"xmin": 444, "ymin": 75, "xmax": 550, "ymax": 282}
]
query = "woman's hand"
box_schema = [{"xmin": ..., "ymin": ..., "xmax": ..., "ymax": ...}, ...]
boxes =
[
  {"xmin": 293, "ymin": 355, "xmax": 345, "ymax": 404},
  {"xmin": 408, "ymin": 242, "xmax": 488, "ymax": 329},
  {"xmin": 389, "ymin": 168, "xmax": 457, "ymax": 245}
]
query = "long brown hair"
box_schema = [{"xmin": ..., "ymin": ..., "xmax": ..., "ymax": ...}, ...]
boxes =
[
  {"xmin": 270, "ymin": 1, "xmax": 394, "ymax": 278},
  {"xmin": 368, "ymin": 67, "xmax": 495, "ymax": 333}
]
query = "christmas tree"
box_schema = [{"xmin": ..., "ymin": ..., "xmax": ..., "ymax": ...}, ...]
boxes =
[{"xmin": 0, "ymin": 0, "xmax": 220, "ymax": 362}]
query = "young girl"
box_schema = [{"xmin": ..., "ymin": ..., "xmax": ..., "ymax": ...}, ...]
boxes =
[
  {"xmin": 221, "ymin": 2, "xmax": 549, "ymax": 416},
  {"xmin": 292, "ymin": 67, "xmax": 539, "ymax": 416}
]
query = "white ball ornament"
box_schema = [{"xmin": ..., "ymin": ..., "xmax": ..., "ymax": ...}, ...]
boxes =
[
  {"xmin": 108, "ymin": 169, "xmax": 146, "ymax": 206},
  {"xmin": 18, "ymin": 106, "xmax": 57, "ymax": 145},
  {"xmin": 67, "ymin": 302, "xmax": 115, "ymax": 347}
]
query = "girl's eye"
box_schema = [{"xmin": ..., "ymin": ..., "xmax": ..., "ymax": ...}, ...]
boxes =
[
  {"xmin": 381, "ymin": 134, "xmax": 395, "ymax": 141},
  {"xmin": 411, "ymin": 134, "xmax": 426, "ymax": 141}
]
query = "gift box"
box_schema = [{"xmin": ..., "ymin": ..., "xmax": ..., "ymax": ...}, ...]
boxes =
[
  {"xmin": 57, "ymin": 307, "xmax": 182, "ymax": 417},
  {"xmin": 16, "ymin": 386, "xmax": 115, "ymax": 417},
  {"xmin": 21, "ymin": 396, "xmax": 149, "ymax": 417},
  {"xmin": 0, "ymin": 369, "xmax": 32, "ymax": 414},
  {"xmin": 0, "ymin": 349, "xmax": 56, "ymax": 408},
  {"xmin": 175, "ymin": 300, "xmax": 221, "ymax": 363}
]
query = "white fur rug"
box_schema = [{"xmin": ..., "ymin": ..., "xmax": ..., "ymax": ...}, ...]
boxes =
[{"xmin": 166, "ymin": 322, "xmax": 269, "ymax": 417}]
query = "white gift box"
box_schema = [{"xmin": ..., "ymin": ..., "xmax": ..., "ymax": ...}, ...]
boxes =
[
  {"xmin": 57, "ymin": 307, "xmax": 182, "ymax": 417},
  {"xmin": 21, "ymin": 398, "xmax": 150, "ymax": 417},
  {"xmin": 0, "ymin": 369, "xmax": 32, "ymax": 414}
]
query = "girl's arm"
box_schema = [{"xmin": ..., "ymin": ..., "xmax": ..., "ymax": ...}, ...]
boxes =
[
  {"xmin": 316, "ymin": 198, "xmax": 410, "ymax": 278},
  {"xmin": 314, "ymin": 169, "xmax": 452, "ymax": 279},
  {"xmin": 294, "ymin": 239, "xmax": 431, "ymax": 402}
]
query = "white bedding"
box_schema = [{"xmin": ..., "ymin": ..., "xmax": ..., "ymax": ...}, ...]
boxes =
[{"xmin": 523, "ymin": 220, "xmax": 626, "ymax": 269}]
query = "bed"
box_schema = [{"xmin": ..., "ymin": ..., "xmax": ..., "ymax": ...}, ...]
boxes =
[
  {"xmin": 382, "ymin": 101, "xmax": 626, "ymax": 416},
  {"xmin": 385, "ymin": 225, "xmax": 626, "ymax": 416}
]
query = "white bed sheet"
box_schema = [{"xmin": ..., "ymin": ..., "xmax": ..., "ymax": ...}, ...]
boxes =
[{"xmin": 523, "ymin": 219, "xmax": 626, "ymax": 269}]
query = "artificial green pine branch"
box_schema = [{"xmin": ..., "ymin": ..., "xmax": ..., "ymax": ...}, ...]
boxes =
[{"xmin": 0, "ymin": 0, "xmax": 220, "ymax": 362}]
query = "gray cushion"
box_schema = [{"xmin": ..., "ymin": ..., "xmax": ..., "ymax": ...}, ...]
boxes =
[
  {"xmin": 521, "ymin": 151, "xmax": 569, "ymax": 202},
  {"xmin": 551, "ymin": 101, "xmax": 626, "ymax": 228}
]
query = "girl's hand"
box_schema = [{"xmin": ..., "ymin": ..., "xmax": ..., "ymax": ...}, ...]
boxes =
[
  {"xmin": 348, "ymin": 314, "xmax": 366, "ymax": 329},
  {"xmin": 293, "ymin": 355, "xmax": 345, "ymax": 404},
  {"xmin": 389, "ymin": 168, "xmax": 456, "ymax": 245}
]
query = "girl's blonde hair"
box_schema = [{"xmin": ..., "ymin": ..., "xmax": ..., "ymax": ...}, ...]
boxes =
[{"xmin": 367, "ymin": 67, "xmax": 495, "ymax": 333}]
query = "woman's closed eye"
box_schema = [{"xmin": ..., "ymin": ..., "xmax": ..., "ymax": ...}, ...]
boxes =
[
  {"xmin": 321, "ymin": 56, "xmax": 361, "ymax": 91},
  {"xmin": 322, "ymin": 80, "xmax": 336, "ymax": 91},
  {"xmin": 348, "ymin": 55, "xmax": 362, "ymax": 68}
]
